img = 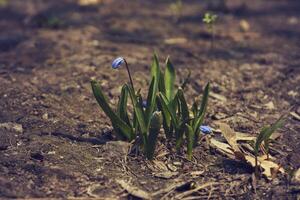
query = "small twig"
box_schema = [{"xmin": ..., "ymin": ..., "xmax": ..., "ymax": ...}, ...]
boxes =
[
  {"xmin": 152, "ymin": 180, "xmax": 187, "ymax": 197},
  {"xmin": 174, "ymin": 182, "xmax": 219, "ymax": 199}
]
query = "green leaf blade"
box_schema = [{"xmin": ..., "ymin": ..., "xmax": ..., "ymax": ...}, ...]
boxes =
[
  {"xmin": 145, "ymin": 77, "xmax": 158, "ymax": 127},
  {"xmin": 198, "ymin": 82, "xmax": 210, "ymax": 117},
  {"xmin": 126, "ymin": 84, "xmax": 147, "ymax": 137},
  {"xmin": 117, "ymin": 85, "xmax": 130, "ymax": 125},
  {"xmin": 177, "ymin": 88, "xmax": 189, "ymax": 122},
  {"xmin": 186, "ymin": 124, "xmax": 194, "ymax": 160},
  {"xmin": 164, "ymin": 57, "xmax": 176, "ymax": 100},
  {"xmin": 159, "ymin": 92, "xmax": 178, "ymax": 129},
  {"xmin": 145, "ymin": 111, "xmax": 162, "ymax": 160},
  {"xmin": 91, "ymin": 81, "xmax": 133, "ymax": 140}
]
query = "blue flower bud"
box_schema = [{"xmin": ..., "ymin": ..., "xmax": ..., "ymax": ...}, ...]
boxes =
[
  {"xmin": 142, "ymin": 100, "xmax": 147, "ymax": 108},
  {"xmin": 200, "ymin": 125, "xmax": 212, "ymax": 134},
  {"xmin": 112, "ymin": 57, "xmax": 125, "ymax": 69}
]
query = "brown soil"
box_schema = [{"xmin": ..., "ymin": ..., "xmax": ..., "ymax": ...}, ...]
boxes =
[{"xmin": 0, "ymin": 0, "xmax": 299, "ymax": 199}]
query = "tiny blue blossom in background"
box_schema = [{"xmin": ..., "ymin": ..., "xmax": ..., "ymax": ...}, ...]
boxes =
[
  {"xmin": 200, "ymin": 125, "xmax": 212, "ymax": 134},
  {"xmin": 112, "ymin": 57, "xmax": 125, "ymax": 69}
]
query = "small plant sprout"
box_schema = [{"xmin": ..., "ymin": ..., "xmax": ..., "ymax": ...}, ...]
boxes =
[
  {"xmin": 169, "ymin": 0, "xmax": 183, "ymax": 22},
  {"xmin": 253, "ymin": 116, "xmax": 285, "ymax": 177},
  {"xmin": 203, "ymin": 12, "xmax": 218, "ymax": 50}
]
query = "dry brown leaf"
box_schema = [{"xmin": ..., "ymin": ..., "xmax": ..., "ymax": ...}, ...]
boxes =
[
  {"xmin": 210, "ymin": 138, "xmax": 236, "ymax": 159},
  {"xmin": 116, "ymin": 179, "xmax": 151, "ymax": 199},
  {"xmin": 210, "ymin": 123, "xmax": 284, "ymax": 179},
  {"xmin": 236, "ymin": 132, "xmax": 256, "ymax": 141},
  {"xmin": 245, "ymin": 155, "xmax": 284, "ymax": 180},
  {"xmin": 218, "ymin": 123, "xmax": 245, "ymax": 160},
  {"xmin": 210, "ymin": 138, "xmax": 284, "ymax": 180}
]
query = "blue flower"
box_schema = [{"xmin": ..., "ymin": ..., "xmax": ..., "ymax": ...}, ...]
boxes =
[
  {"xmin": 200, "ymin": 125, "xmax": 212, "ymax": 134},
  {"xmin": 142, "ymin": 100, "xmax": 147, "ymax": 108},
  {"xmin": 112, "ymin": 57, "xmax": 125, "ymax": 69}
]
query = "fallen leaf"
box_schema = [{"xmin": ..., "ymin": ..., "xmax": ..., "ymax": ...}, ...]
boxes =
[
  {"xmin": 236, "ymin": 132, "xmax": 256, "ymax": 141},
  {"xmin": 218, "ymin": 123, "xmax": 245, "ymax": 160},
  {"xmin": 210, "ymin": 138, "xmax": 236, "ymax": 159},
  {"xmin": 245, "ymin": 155, "xmax": 284, "ymax": 180}
]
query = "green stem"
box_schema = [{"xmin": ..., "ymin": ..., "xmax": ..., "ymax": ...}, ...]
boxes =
[
  {"xmin": 124, "ymin": 59, "xmax": 135, "ymax": 92},
  {"xmin": 211, "ymin": 25, "xmax": 214, "ymax": 51}
]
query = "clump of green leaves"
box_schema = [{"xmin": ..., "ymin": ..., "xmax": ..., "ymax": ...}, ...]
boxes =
[
  {"xmin": 150, "ymin": 54, "xmax": 210, "ymax": 160},
  {"xmin": 203, "ymin": 12, "xmax": 218, "ymax": 50},
  {"xmin": 91, "ymin": 79, "xmax": 163, "ymax": 160},
  {"xmin": 253, "ymin": 116, "xmax": 285, "ymax": 177},
  {"xmin": 91, "ymin": 54, "xmax": 210, "ymax": 160},
  {"xmin": 91, "ymin": 55, "xmax": 163, "ymax": 159}
]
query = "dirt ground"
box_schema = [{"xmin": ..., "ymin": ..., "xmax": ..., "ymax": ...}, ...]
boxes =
[{"xmin": 0, "ymin": 0, "xmax": 300, "ymax": 199}]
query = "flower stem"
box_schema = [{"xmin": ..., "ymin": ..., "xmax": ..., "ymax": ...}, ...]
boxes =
[
  {"xmin": 124, "ymin": 59, "xmax": 135, "ymax": 92},
  {"xmin": 210, "ymin": 24, "xmax": 214, "ymax": 51}
]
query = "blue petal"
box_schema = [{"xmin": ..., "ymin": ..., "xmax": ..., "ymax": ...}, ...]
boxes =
[
  {"xmin": 112, "ymin": 57, "xmax": 125, "ymax": 69},
  {"xmin": 200, "ymin": 125, "xmax": 212, "ymax": 134}
]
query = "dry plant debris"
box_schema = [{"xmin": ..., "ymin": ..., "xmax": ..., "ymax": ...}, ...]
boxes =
[{"xmin": 210, "ymin": 123, "xmax": 285, "ymax": 180}]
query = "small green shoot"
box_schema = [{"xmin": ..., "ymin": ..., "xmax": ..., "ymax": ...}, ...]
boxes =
[
  {"xmin": 253, "ymin": 116, "xmax": 285, "ymax": 177},
  {"xmin": 169, "ymin": 0, "xmax": 183, "ymax": 22},
  {"xmin": 203, "ymin": 12, "xmax": 218, "ymax": 50}
]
